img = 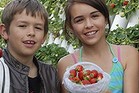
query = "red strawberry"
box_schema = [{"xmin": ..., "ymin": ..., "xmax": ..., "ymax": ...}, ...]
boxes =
[
  {"xmin": 78, "ymin": 71, "xmax": 84, "ymax": 80},
  {"xmin": 72, "ymin": 77, "xmax": 80, "ymax": 83},
  {"xmin": 82, "ymin": 70, "xmax": 91, "ymax": 76},
  {"xmin": 75, "ymin": 65, "xmax": 84, "ymax": 72},
  {"xmin": 81, "ymin": 80, "xmax": 91, "ymax": 85},
  {"xmin": 123, "ymin": 1, "xmax": 129, "ymax": 6},
  {"xmin": 90, "ymin": 70, "xmax": 98, "ymax": 78},
  {"xmin": 97, "ymin": 73, "xmax": 103, "ymax": 81},
  {"xmin": 83, "ymin": 75, "xmax": 91, "ymax": 81},
  {"xmin": 110, "ymin": 3, "xmax": 115, "ymax": 8},
  {"xmin": 85, "ymin": 70, "xmax": 91, "ymax": 75},
  {"xmin": 0, "ymin": 48, "xmax": 3, "ymax": 58},
  {"xmin": 90, "ymin": 78, "xmax": 97, "ymax": 84},
  {"xmin": 69, "ymin": 69, "xmax": 77, "ymax": 77}
]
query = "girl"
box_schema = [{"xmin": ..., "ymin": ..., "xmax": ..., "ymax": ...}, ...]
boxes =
[{"xmin": 57, "ymin": 0, "xmax": 139, "ymax": 93}]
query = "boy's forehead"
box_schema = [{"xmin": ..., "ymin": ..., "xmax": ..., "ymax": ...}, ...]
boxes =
[
  {"xmin": 13, "ymin": 10, "xmax": 45, "ymax": 23},
  {"xmin": 15, "ymin": 9, "xmax": 45, "ymax": 19}
]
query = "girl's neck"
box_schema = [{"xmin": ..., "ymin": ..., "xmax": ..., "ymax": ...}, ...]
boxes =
[{"xmin": 82, "ymin": 41, "xmax": 109, "ymax": 56}]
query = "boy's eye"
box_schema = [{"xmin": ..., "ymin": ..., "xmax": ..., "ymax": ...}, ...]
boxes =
[
  {"xmin": 18, "ymin": 25, "xmax": 27, "ymax": 27},
  {"xmin": 35, "ymin": 27, "xmax": 43, "ymax": 30}
]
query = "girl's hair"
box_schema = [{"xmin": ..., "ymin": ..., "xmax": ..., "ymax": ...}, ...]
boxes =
[
  {"xmin": 1, "ymin": 0, "xmax": 48, "ymax": 35},
  {"xmin": 64, "ymin": 0, "xmax": 111, "ymax": 39}
]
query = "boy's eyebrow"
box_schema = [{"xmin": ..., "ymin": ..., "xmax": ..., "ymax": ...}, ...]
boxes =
[{"xmin": 17, "ymin": 20, "xmax": 44, "ymax": 26}]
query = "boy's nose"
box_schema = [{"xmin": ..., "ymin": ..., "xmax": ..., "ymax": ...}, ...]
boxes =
[{"xmin": 27, "ymin": 27, "xmax": 35, "ymax": 37}]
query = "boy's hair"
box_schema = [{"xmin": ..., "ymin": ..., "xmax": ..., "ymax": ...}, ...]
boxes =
[{"xmin": 1, "ymin": 0, "xmax": 48, "ymax": 35}]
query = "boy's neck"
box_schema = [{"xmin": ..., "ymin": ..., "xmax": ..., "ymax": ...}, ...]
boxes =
[{"xmin": 28, "ymin": 62, "xmax": 38, "ymax": 78}]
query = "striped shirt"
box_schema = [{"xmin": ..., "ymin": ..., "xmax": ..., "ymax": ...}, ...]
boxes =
[{"xmin": 71, "ymin": 44, "xmax": 124, "ymax": 93}]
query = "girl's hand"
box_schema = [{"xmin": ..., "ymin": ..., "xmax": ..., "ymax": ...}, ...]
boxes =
[{"xmin": 105, "ymin": 90, "xmax": 111, "ymax": 93}]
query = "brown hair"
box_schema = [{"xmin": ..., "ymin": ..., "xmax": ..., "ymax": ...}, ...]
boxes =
[
  {"xmin": 64, "ymin": 0, "xmax": 111, "ymax": 39},
  {"xmin": 1, "ymin": 0, "xmax": 48, "ymax": 35}
]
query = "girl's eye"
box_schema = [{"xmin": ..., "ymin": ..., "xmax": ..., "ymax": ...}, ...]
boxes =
[
  {"xmin": 74, "ymin": 18, "xmax": 84, "ymax": 24},
  {"xmin": 91, "ymin": 14, "xmax": 99, "ymax": 19}
]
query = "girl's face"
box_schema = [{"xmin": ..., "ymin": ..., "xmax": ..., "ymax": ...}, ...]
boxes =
[{"xmin": 70, "ymin": 3, "xmax": 107, "ymax": 46}]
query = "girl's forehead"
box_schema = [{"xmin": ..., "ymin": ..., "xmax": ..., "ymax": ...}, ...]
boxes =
[{"xmin": 70, "ymin": 3, "xmax": 98, "ymax": 16}]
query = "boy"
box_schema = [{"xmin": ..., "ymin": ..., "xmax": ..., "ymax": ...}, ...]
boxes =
[{"xmin": 0, "ymin": 0, "xmax": 61, "ymax": 93}]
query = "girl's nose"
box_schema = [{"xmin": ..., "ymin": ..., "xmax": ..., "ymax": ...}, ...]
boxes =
[{"xmin": 85, "ymin": 19, "xmax": 93, "ymax": 29}]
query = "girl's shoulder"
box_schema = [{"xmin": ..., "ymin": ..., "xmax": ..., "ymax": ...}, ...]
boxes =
[
  {"xmin": 114, "ymin": 44, "xmax": 138, "ymax": 55},
  {"xmin": 115, "ymin": 44, "xmax": 138, "ymax": 63},
  {"xmin": 57, "ymin": 50, "xmax": 79, "ymax": 68},
  {"xmin": 111, "ymin": 44, "xmax": 138, "ymax": 54}
]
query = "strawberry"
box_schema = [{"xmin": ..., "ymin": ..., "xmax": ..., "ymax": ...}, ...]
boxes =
[
  {"xmin": 82, "ymin": 70, "xmax": 91, "ymax": 76},
  {"xmin": 81, "ymin": 80, "xmax": 91, "ymax": 85},
  {"xmin": 0, "ymin": 48, "xmax": 3, "ymax": 58},
  {"xmin": 90, "ymin": 78, "xmax": 97, "ymax": 84},
  {"xmin": 72, "ymin": 77, "xmax": 80, "ymax": 83},
  {"xmin": 85, "ymin": 70, "xmax": 91, "ymax": 75},
  {"xmin": 123, "ymin": 1, "xmax": 129, "ymax": 6},
  {"xmin": 83, "ymin": 75, "xmax": 91, "ymax": 81},
  {"xmin": 75, "ymin": 65, "xmax": 84, "ymax": 72},
  {"xmin": 97, "ymin": 73, "xmax": 103, "ymax": 81},
  {"xmin": 69, "ymin": 69, "xmax": 77, "ymax": 77},
  {"xmin": 90, "ymin": 70, "xmax": 98, "ymax": 78},
  {"xmin": 110, "ymin": 3, "xmax": 115, "ymax": 8},
  {"xmin": 78, "ymin": 71, "xmax": 84, "ymax": 80}
]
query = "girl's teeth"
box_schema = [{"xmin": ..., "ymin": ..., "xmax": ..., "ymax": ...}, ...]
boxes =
[{"xmin": 86, "ymin": 31, "xmax": 96, "ymax": 36}]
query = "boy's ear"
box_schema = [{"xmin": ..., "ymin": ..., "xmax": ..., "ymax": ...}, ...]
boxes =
[
  {"xmin": 0, "ymin": 24, "xmax": 9, "ymax": 40},
  {"xmin": 41, "ymin": 34, "xmax": 47, "ymax": 44}
]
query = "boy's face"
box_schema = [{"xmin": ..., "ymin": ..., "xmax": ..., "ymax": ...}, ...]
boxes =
[{"xmin": 2, "ymin": 10, "xmax": 46, "ymax": 58}]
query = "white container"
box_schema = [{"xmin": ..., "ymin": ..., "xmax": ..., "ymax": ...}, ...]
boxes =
[
  {"xmin": 110, "ymin": 14, "xmax": 128, "ymax": 30},
  {"xmin": 63, "ymin": 62, "xmax": 111, "ymax": 93},
  {"xmin": 47, "ymin": 33, "xmax": 54, "ymax": 45},
  {"xmin": 126, "ymin": 9, "xmax": 139, "ymax": 28}
]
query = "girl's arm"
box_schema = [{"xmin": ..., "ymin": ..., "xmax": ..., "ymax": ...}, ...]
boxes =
[{"xmin": 123, "ymin": 46, "xmax": 139, "ymax": 93}]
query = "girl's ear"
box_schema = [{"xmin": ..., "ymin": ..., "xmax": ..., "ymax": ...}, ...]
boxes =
[
  {"xmin": 0, "ymin": 24, "xmax": 9, "ymax": 40},
  {"xmin": 68, "ymin": 25, "xmax": 74, "ymax": 34},
  {"xmin": 105, "ymin": 18, "xmax": 108, "ymax": 25}
]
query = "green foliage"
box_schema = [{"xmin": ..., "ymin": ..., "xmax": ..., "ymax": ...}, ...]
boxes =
[
  {"xmin": 0, "ymin": 0, "xmax": 138, "ymax": 67},
  {"xmin": 107, "ymin": 24, "xmax": 139, "ymax": 50},
  {"xmin": 0, "ymin": 37, "xmax": 6, "ymax": 49},
  {"xmin": 106, "ymin": 0, "xmax": 139, "ymax": 18},
  {"xmin": 40, "ymin": 0, "xmax": 66, "ymax": 38},
  {"xmin": 0, "ymin": 0, "xmax": 11, "ymax": 22},
  {"xmin": 35, "ymin": 43, "xmax": 69, "ymax": 66}
]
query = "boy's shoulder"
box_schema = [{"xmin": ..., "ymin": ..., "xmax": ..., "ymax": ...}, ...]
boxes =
[{"xmin": 38, "ymin": 60, "xmax": 57, "ymax": 71}]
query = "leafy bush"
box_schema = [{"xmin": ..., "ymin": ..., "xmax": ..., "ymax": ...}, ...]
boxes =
[
  {"xmin": 106, "ymin": 0, "xmax": 139, "ymax": 18},
  {"xmin": 35, "ymin": 43, "xmax": 69, "ymax": 67},
  {"xmin": 107, "ymin": 24, "xmax": 139, "ymax": 50}
]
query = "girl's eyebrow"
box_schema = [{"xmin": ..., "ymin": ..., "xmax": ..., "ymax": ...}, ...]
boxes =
[
  {"xmin": 73, "ymin": 15, "xmax": 83, "ymax": 21},
  {"xmin": 90, "ymin": 11, "xmax": 100, "ymax": 15},
  {"xmin": 73, "ymin": 10, "xmax": 100, "ymax": 20}
]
